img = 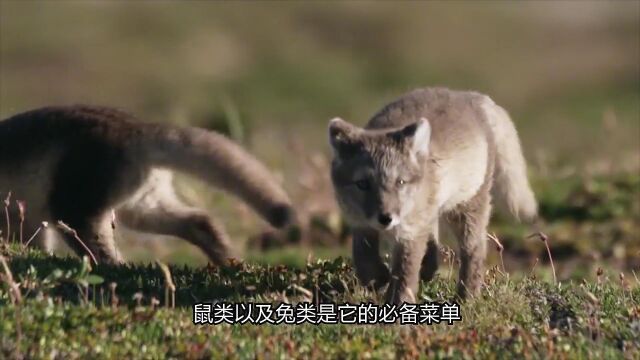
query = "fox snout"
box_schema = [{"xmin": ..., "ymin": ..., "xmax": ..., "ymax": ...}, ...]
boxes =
[
  {"xmin": 373, "ymin": 211, "xmax": 400, "ymax": 231},
  {"xmin": 377, "ymin": 213, "xmax": 392, "ymax": 227},
  {"xmin": 373, "ymin": 191, "xmax": 402, "ymax": 229}
]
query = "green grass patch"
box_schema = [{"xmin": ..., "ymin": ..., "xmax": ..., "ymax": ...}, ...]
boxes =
[{"xmin": 1, "ymin": 248, "xmax": 638, "ymax": 359}]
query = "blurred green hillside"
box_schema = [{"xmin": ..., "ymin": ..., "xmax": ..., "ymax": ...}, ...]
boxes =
[
  {"xmin": 1, "ymin": 1, "xmax": 638, "ymax": 274},
  {"xmin": 2, "ymin": 2, "xmax": 638, "ymax": 160}
]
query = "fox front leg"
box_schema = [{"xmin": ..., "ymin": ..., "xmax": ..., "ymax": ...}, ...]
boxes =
[
  {"xmin": 385, "ymin": 236, "xmax": 428, "ymax": 304},
  {"xmin": 420, "ymin": 221, "xmax": 440, "ymax": 282},
  {"xmin": 352, "ymin": 228, "xmax": 390, "ymax": 290}
]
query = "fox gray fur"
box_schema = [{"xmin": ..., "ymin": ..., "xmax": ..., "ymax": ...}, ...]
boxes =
[
  {"xmin": 0, "ymin": 105, "xmax": 294, "ymax": 264},
  {"xmin": 329, "ymin": 87, "xmax": 537, "ymax": 303}
]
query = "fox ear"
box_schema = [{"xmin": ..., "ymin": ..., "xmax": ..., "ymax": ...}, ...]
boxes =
[
  {"xmin": 400, "ymin": 118, "xmax": 431, "ymax": 157},
  {"xmin": 328, "ymin": 117, "xmax": 360, "ymax": 156}
]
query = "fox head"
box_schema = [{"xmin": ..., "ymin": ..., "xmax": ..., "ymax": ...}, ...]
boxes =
[{"xmin": 328, "ymin": 117, "xmax": 432, "ymax": 235}]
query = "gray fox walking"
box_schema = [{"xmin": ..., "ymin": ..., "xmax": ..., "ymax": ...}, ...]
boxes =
[
  {"xmin": 329, "ymin": 87, "xmax": 537, "ymax": 303},
  {"xmin": 0, "ymin": 105, "xmax": 294, "ymax": 264}
]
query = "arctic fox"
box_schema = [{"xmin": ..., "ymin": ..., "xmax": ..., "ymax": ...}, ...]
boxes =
[
  {"xmin": 0, "ymin": 105, "xmax": 294, "ymax": 264},
  {"xmin": 329, "ymin": 87, "xmax": 537, "ymax": 303}
]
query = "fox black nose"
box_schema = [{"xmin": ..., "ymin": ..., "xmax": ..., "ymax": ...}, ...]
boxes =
[{"xmin": 377, "ymin": 213, "xmax": 392, "ymax": 227}]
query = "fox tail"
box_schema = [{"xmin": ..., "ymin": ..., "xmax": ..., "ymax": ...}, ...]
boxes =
[{"xmin": 482, "ymin": 98, "xmax": 538, "ymax": 222}]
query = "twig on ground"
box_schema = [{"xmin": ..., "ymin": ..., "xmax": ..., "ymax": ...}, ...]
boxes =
[
  {"xmin": 0, "ymin": 253, "xmax": 22, "ymax": 303},
  {"xmin": 150, "ymin": 297, "xmax": 160, "ymax": 310},
  {"xmin": 529, "ymin": 258, "xmax": 539, "ymax": 278},
  {"xmin": 4, "ymin": 192, "xmax": 11, "ymax": 243},
  {"xmin": 24, "ymin": 221, "xmax": 48, "ymax": 248},
  {"xmin": 157, "ymin": 260, "xmax": 176, "ymax": 308},
  {"xmin": 581, "ymin": 285, "xmax": 601, "ymax": 341},
  {"xmin": 17, "ymin": 200, "xmax": 25, "ymax": 244},
  {"xmin": 133, "ymin": 292, "xmax": 144, "ymax": 308},
  {"xmin": 56, "ymin": 221, "xmax": 98, "ymax": 265},
  {"xmin": 441, "ymin": 246, "xmax": 456, "ymax": 282},
  {"xmin": 528, "ymin": 232, "xmax": 556, "ymax": 284},
  {"xmin": 291, "ymin": 284, "xmax": 313, "ymax": 302},
  {"xmin": 109, "ymin": 282, "xmax": 119, "ymax": 309},
  {"xmin": 488, "ymin": 232, "xmax": 506, "ymax": 274},
  {"xmin": 0, "ymin": 252, "xmax": 23, "ymax": 357},
  {"xmin": 620, "ymin": 272, "xmax": 630, "ymax": 301}
]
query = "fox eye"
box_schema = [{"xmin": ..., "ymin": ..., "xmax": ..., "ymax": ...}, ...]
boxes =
[
  {"xmin": 354, "ymin": 179, "xmax": 371, "ymax": 191},
  {"xmin": 397, "ymin": 179, "xmax": 406, "ymax": 186}
]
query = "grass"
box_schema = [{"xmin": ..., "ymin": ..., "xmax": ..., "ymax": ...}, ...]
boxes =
[{"xmin": 1, "ymin": 246, "xmax": 639, "ymax": 359}]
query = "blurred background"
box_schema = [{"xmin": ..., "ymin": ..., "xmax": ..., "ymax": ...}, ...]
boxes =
[{"xmin": 1, "ymin": 1, "xmax": 638, "ymax": 279}]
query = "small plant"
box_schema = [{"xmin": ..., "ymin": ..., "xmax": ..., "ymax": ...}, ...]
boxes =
[
  {"xmin": 56, "ymin": 221, "xmax": 98, "ymax": 265},
  {"xmin": 528, "ymin": 232, "xmax": 556, "ymax": 284},
  {"xmin": 488, "ymin": 232, "xmax": 506, "ymax": 274},
  {"xmin": 24, "ymin": 221, "xmax": 48, "ymax": 248},
  {"xmin": 16, "ymin": 200, "xmax": 25, "ymax": 245},
  {"xmin": 0, "ymin": 253, "xmax": 22, "ymax": 304},
  {"xmin": 156, "ymin": 260, "xmax": 176, "ymax": 308},
  {"xmin": 3, "ymin": 191, "xmax": 11, "ymax": 243}
]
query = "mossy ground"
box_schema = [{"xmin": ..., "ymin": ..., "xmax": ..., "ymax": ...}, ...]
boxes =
[{"xmin": 1, "ymin": 244, "xmax": 639, "ymax": 359}]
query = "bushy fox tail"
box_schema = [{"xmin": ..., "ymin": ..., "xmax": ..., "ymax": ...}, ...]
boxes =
[
  {"xmin": 143, "ymin": 124, "xmax": 295, "ymax": 228},
  {"xmin": 482, "ymin": 99, "xmax": 538, "ymax": 222}
]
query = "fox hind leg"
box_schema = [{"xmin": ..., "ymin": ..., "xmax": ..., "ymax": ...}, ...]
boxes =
[
  {"xmin": 48, "ymin": 143, "xmax": 146, "ymax": 264},
  {"xmin": 446, "ymin": 188, "xmax": 491, "ymax": 299},
  {"xmin": 48, "ymin": 173, "xmax": 124, "ymax": 264},
  {"xmin": 54, "ymin": 212, "xmax": 122, "ymax": 264},
  {"xmin": 116, "ymin": 183, "xmax": 234, "ymax": 266}
]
